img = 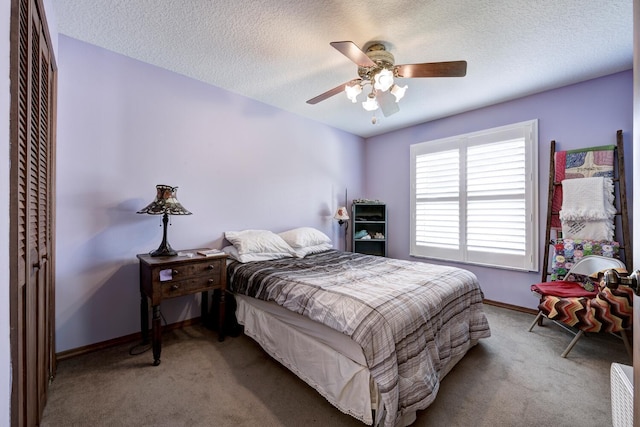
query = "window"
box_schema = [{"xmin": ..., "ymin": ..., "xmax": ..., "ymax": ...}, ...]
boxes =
[{"xmin": 410, "ymin": 120, "xmax": 538, "ymax": 271}]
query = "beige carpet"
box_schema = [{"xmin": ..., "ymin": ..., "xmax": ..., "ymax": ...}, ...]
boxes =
[{"xmin": 41, "ymin": 304, "xmax": 630, "ymax": 426}]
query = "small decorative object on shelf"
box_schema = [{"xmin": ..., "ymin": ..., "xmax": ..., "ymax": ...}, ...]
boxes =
[
  {"xmin": 352, "ymin": 201, "xmax": 387, "ymax": 257},
  {"xmin": 353, "ymin": 198, "xmax": 382, "ymax": 204}
]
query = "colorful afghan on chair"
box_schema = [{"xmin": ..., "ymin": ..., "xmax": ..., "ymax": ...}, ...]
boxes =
[
  {"xmin": 538, "ymin": 281, "xmax": 633, "ymax": 333},
  {"xmin": 551, "ymin": 146, "xmax": 615, "ymax": 229}
]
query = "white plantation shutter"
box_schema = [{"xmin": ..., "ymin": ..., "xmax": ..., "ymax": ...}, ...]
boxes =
[
  {"xmin": 410, "ymin": 120, "xmax": 538, "ymax": 271},
  {"xmin": 415, "ymin": 149, "xmax": 460, "ymax": 257}
]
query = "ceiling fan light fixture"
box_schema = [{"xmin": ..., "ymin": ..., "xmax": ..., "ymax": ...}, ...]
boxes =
[
  {"xmin": 307, "ymin": 41, "xmax": 467, "ymax": 123},
  {"xmin": 373, "ymin": 68, "xmax": 394, "ymax": 92},
  {"xmin": 390, "ymin": 84, "xmax": 408, "ymax": 102},
  {"xmin": 362, "ymin": 93, "xmax": 379, "ymax": 111},
  {"xmin": 345, "ymin": 83, "xmax": 362, "ymax": 103}
]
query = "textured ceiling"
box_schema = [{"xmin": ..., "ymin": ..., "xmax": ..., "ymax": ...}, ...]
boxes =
[{"xmin": 51, "ymin": 0, "xmax": 633, "ymax": 138}]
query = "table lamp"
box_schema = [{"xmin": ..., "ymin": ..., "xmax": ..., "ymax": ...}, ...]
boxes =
[
  {"xmin": 137, "ymin": 184, "xmax": 191, "ymax": 256},
  {"xmin": 334, "ymin": 206, "xmax": 350, "ymax": 251}
]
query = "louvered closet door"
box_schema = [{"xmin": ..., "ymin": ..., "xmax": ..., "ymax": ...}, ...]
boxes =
[{"xmin": 10, "ymin": 0, "xmax": 56, "ymax": 425}]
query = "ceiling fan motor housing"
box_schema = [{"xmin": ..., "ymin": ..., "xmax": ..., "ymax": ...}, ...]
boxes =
[{"xmin": 358, "ymin": 43, "xmax": 395, "ymax": 81}]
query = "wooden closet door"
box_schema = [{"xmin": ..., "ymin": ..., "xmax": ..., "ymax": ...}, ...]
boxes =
[{"xmin": 10, "ymin": 0, "xmax": 56, "ymax": 425}]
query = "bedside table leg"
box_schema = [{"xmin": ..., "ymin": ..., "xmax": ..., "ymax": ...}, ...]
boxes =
[
  {"xmin": 201, "ymin": 290, "xmax": 209, "ymax": 322},
  {"xmin": 152, "ymin": 305, "xmax": 162, "ymax": 366},
  {"xmin": 218, "ymin": 290, "xmax": 225, "ymax": 342},
  {"xmin": 140, "ymin": 292, "xmax": 149, "ymax": 345}
]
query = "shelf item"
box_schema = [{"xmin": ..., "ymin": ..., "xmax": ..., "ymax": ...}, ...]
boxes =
[{"xmin": 352, "ymin": 202, "xmax": 387, "ymax": 257}]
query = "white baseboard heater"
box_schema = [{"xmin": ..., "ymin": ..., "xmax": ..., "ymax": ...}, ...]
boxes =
[{"xmin": 611, "ymin": 362, "xmax": 633, "ymax": 427}]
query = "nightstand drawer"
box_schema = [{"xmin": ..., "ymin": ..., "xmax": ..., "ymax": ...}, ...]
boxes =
[
  {"xmin": 157, "ymin": 260, "xmax": 222, "ymax": 281},
  {"xmin": 161, "ymin": 276, "xmax": 220, "ymax": 298}
]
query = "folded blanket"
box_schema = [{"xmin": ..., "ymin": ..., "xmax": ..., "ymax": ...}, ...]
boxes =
[
  {"xmin": 559, "ymin": 177, "xmax": 615, "ymax": 221},
  {"xmin": 561, "ymin": 219, "xmax": 614, "ymax": 241},
  {"xmin": 531, "ymin": 281, "xmax": 598, "ymax": 298},
  {"xmin": 560, "ymin": 177, "xmax": 615, "ymax": 240}
]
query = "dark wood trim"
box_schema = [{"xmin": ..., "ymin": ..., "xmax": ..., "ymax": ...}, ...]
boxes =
[
  {"xmin": 483, "ymin": 299, "xmax": 537, "ymax": 315},
  {"xmin": 615, "ymin": 130, "xmax": 631, "ymax": 270},
  {"xmin": 36, "ymin": 0, "xmax": 56, "ymax": 72},
  {"xmin": 541, "ymin": 140, "xmax": 556, "ymax": 283},
  {"xmin": 47, "ymin": 15, "xmax": 58, "ymax": 381},
  {"xmin": 55, "ymin": 317, "xmax": 202, "ymax": 362},
  {"xmin": 8, "ymin": 1, "xmax": 21, "ymax": 423}
]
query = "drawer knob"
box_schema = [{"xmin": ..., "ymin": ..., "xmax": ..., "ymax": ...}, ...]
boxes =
[
  {"xmin": 170, "ymin": 284, "xmax": 179, "ymax": 291},
  {"xmin": 207, "ymin": 264, "xmax": 215, "ymax": 270},
  {"xmin": 208, "ymin": 279, "xmax": 214, "ymax": 284},
  {"xmin": 172, "ymin": 269, "xmax": 179, "ymax": 275}
]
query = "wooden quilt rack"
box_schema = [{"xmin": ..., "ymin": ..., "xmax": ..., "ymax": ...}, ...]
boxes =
[{"xmin": 540, "ymin": 129, "xmax": 632, "ymax": 281}]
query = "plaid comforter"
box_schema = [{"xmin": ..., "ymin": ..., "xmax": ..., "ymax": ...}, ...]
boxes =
[{"xmin": 227, "ymin": 250, "xmax": 491, "ymax": 426}]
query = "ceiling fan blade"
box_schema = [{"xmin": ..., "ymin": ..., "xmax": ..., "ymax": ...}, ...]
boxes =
[
  {"xmin": 306, "ymin": 79, "xmax": 360, "ymax": 105},
  {"xmin": 377, "ymin": 91, "xmax": 400, "ymax": 117},
  {"xmin": 394, "ymin": 60, "xmax": 467, "ymax": 78},
  {"xmin": 330, "ymin": 41, "xmax": 376, "ymax": 67}
]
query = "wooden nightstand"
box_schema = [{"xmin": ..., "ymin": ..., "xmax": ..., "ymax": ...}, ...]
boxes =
[{"xmin": 137, "ymin": 250, "xmax": 228, "ymax": 366}]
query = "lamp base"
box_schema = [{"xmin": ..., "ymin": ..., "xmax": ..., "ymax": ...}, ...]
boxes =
[
  {"xmin": 149, "ymin": 212, "xmax": 177, "ymax": 257},
  {"xmin": 150, "ymin": 243, "xmax": 177, "ymax": 257}
]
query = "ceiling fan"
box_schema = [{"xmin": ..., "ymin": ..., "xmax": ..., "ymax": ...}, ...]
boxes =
[{"xmin": 307, "ymin": 41, "xmax": 467, "ymax": 121}]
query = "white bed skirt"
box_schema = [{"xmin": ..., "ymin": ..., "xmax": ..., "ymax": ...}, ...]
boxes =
[
  {"xmin": 236, "ymin": 294, "xmax": 377, "ymax": 424},
  {"xmin": 235, "ymin": 294, "xmax": 474, "ymax": 426}
]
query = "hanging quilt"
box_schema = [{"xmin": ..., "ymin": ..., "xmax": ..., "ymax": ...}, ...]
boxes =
[{"xmin": 551, "ymin": 145, "xmax": 615, "ymax": 229}]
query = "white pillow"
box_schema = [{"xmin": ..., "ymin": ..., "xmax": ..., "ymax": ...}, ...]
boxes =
[
  {"xmin": 293, "ymin": 242, "xmax": 333, "ymax": 258},
  {"xmin": 222, "ymin": 245, "xmax": 293, "ymax": 263},
  {"xmin": 278, "ymin": 227, "xmax": 332, "ymax": 249},
  {"xmin": 224, "ymin": 229, "xmax": 296, "ymax": 256}
]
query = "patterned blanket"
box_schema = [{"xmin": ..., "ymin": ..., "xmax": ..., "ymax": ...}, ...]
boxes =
[
  {"xmin": 227, "ymin": 250, "xmax": 491, "ymax": 426},
  {"xmin": 537, "ymin": 282, "xmax": 633, "ymax": 333},
  {"xmin": 550, "ymin": 238, "xmax": 620, "ymax": 282}
]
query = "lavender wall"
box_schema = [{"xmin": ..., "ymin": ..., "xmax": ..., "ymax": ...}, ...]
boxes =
[
  {"xmin": 56, "ymin": 34, "xmax": 633, "ymax": 352},
  {"xmin": 56, "ymin": 36, "xmax": 364, "ymax": 352},
  {"xmin": 364, "ymin": 70, "xmax": 634, "ymax": 309}
]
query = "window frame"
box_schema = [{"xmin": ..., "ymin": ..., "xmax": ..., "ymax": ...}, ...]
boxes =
[{"xmin": 410, "ymin": 119, "xmax": 539, "ymax": 271}]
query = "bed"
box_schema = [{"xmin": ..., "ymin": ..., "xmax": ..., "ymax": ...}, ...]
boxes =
[{"xmin": 222, "ymin": 228, "xmax": 491, "ymax": 426}]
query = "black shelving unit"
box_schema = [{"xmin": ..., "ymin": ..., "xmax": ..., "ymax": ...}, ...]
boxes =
[{"xmin": 351, "ymin": 202, "xmax": 387, "ymax": 257}]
